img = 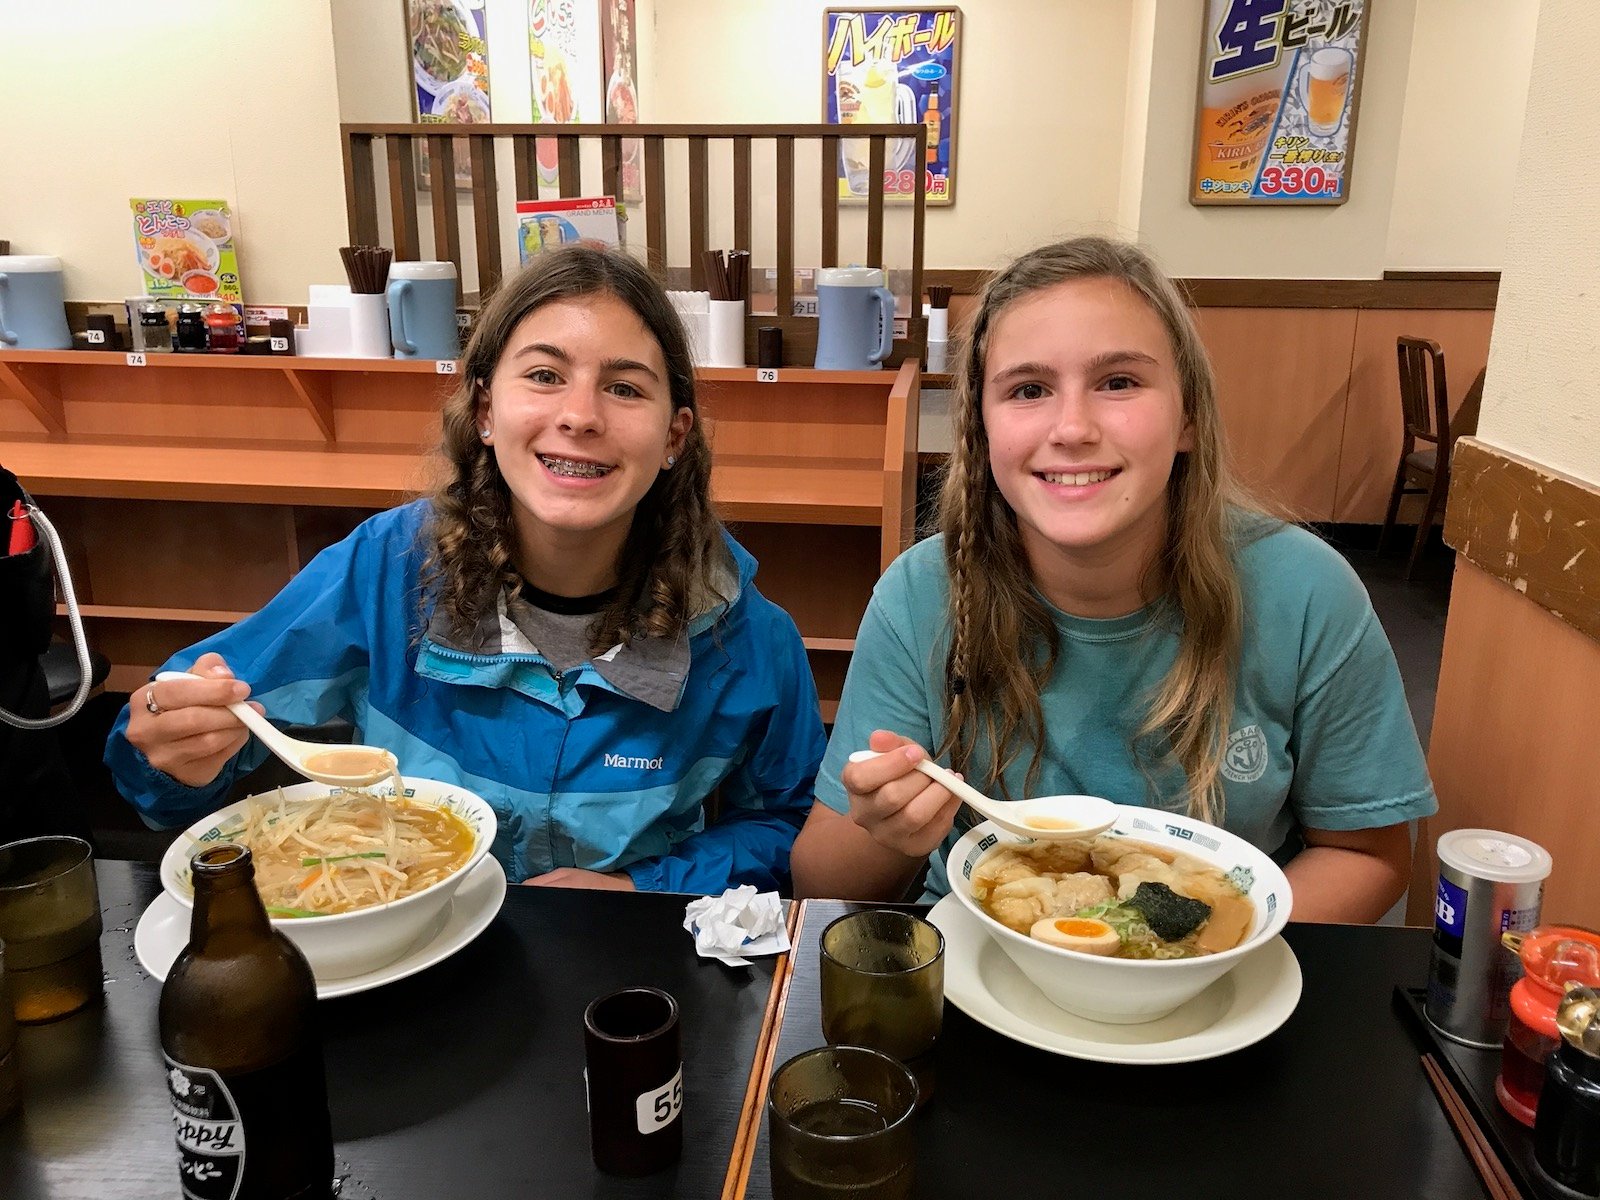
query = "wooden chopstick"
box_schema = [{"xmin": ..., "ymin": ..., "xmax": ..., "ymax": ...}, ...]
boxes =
[
  {"xmin": 1420, "ymin": 1053, "xmax": 1522, "ymax": 1200},
  {"xmin": 719, "ymin": 899, "xmax": 807, "ymax": 1200}
]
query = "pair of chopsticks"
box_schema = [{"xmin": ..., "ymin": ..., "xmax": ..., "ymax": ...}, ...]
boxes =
[
  {"xmin": 1420, "ymin": 1053, "xmax": 1523, "ymax": 1200},
  {"xmin": 704, "ymin": 249, "xmax": 749, "ymax": 303},
  {"xmin": 0, "ymin": 240, "xmax": 10, "ymax": 255},
  {"xmin": 339, "ymin": 245, "xmax": 394, "ymax": 295},
  {"xmin": 927, "ymin": 285, "xmax": 953, "ymax": 310}
]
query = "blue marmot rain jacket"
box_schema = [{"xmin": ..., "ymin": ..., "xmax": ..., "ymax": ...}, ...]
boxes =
[{"xmin": 106, "ymin": 501, "xmax": 824, "ymax": 893}]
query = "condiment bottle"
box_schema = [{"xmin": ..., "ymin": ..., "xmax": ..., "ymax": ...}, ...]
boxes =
[
  {"xmin": 175, "ymin": 303, "xmax": 207, "ymax": 353},
  {"xmin": 204, "ymin": 303, "xmax": 242, "ymax": 354},
  {"xmin": 135, "ymin": 303, "xmax": 173, "ymax": 353},
  {"xmin": 159, "ymin": 844, "xmax": 335, "ymax": 1200},
  {"xmin": 1534, "ymin": 984, "xmax": 1600, "ymax": 1196},
  {"xmin": 1498, "ymin": 926, "xmax": 1600, "ymax": 1126}
]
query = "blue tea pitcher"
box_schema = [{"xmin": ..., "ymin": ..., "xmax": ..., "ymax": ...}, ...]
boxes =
[
  {"xmin": 387, "ymin": 261, "xmax": 459, "ymax": 360},
  {"xmin": 814, "ymin": 267, "xmax": 895, "ymax": 371},
  {"xmin": 0, "ymin": 256, "xmax": 73, "ymax": 351}
]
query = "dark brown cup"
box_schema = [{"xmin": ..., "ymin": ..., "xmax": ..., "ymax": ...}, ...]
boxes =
[
  {"xmin": 0, "ymin": 837, "xmax": 102, "ymax": 1024},
  {"xmin": 768, "ymin": 1044, "xmax": 917, "ymax": 1200},
  {"xmin": 820, "ymin": 910, "xmax": 944, "ymax": 1062},
  {"xmin": 583, "ymin": 986, "xmax": 683, "ymax": 1176}
]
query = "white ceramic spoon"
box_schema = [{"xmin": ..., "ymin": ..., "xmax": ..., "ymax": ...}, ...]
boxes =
[
  {"xmin": 847, "ymin": 749, "xmax": 1118, "ymax": 841},
  {"xmin": 155, "ymin": 670, "xmax": 398, "ymax": 789}
]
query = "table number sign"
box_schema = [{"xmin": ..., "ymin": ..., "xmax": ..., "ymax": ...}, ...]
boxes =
[{"xmin": 1191, "ymin": 0, "xmax": 1369, "ymax": 206}]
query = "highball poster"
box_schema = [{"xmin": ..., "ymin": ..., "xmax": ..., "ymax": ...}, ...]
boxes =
[
  {"xmin": 1191, "ymin": 0, "xmax": 1368, "ymax": 206},
  {"xmin": 824, "ymin": 9, "xmax": 960, "ymax": 206}
]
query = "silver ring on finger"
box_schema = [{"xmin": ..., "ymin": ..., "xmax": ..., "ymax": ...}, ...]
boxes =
[{"xmin": 144, "ymin": 686, "xmax": 163, "ymax": 717}]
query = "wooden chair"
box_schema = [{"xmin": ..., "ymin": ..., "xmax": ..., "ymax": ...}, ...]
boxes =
[{"xmin": 1378, "ymin": 338, "xmax": 1484, "ymax": 579}]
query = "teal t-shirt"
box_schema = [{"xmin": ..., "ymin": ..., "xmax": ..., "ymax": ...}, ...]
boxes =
[{"xmin": 817, "ymin": 521, "xmax": 1438, "ymax": 900}]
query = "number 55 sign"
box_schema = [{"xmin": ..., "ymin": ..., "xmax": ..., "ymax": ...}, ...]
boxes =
[{"xmin": 1190, "ymin": 0, "xmax": 1369, "ymax": 207}]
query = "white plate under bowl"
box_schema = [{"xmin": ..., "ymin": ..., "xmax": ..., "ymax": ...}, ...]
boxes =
[
  {"xmin": 927, "ymin": 894, "xmax": 1302, "ymax": 1065},
  {"xmin": 135, "ymin": 856, "xmax": 507, "ymax": 1001}
]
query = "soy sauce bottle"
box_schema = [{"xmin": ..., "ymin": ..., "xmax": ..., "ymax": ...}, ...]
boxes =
[
  {"xmin": 1535, "ymin": 984, "xmax": 1600, "ymax": 1196},
  {"xmin": 159, "ymin": 844, "xmax": 335, "ymax": 1199}
]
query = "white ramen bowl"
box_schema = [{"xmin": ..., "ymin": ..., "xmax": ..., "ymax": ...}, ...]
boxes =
[
  {"xmin": 160, "ymin": 777, "xmax": 497, "ymax": 981},
  {"xmin": 948, "ymin": 810, "xmax": 1292, "ymax": 1024}
]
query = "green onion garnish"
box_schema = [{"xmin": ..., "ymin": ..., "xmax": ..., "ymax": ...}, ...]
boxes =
[
  {"xmin": 298, "ymin": 851, "xmax": 388, "ymax": 867},
  {"xmin": 266, "ymin": 906, "xmax": 324, "ymax": 918}
]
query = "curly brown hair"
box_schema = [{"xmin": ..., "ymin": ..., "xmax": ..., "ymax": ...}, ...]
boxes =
[{"xmin": 422, "ymin": 247, "xmax": 727, "ymax": 653}]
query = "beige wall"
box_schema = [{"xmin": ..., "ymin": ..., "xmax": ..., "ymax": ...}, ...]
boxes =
[
  {"xmin": 1476, "ymin": 0, "xmax": 1600, "ymax": 483},
  {"xmin": 0, "ymin": 4, "xmax": 347, "ymax": 305},
  {"xmin": 1386, "ymin": 0, "xmax": 1539, "ymax": 269}
]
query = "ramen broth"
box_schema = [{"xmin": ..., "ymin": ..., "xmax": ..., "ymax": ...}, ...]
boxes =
[
  {"xmin": 211, "ymin": 789, "xmax": 475, "ymax": 917},
  {"xmin": 972, "ymin": 837, "xmax": 1255, "ymax": 959}
]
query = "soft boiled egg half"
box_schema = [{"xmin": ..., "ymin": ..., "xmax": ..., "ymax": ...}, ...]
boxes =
[{"xmin": 1029, "ymin": 915, "xmax": 1121, "ymax": 956}]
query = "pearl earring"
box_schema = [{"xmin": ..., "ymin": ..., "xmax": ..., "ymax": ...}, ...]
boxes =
[
  {"xmin": 665, "ymin": 455, "xmax": 676, "ymax": 468},
  {"xmin": 479, "ymin": 428, "xmax": 490, "ymax": 440}
]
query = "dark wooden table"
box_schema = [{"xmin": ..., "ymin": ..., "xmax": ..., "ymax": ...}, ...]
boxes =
[
  {"xmin": 0, "ymin": 861, "xmax": 783, "ymax": 1200},
  {"xmin": 739, "ymin": 900, "xmax": 1492, "ymax": 1200}
]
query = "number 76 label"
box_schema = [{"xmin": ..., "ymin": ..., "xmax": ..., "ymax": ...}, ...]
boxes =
[{"xmin": 634, "ymin": 1065, "xmax": 684, "ymax": 1134}]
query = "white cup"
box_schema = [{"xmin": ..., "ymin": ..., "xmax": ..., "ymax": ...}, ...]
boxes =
[
  {"xmin": 707, "ymin": 300, "xmax": 745, "ymax": 368},
  {"xmin": 346, "ymin": 293, "xmax": 392, "ymax": 359}
]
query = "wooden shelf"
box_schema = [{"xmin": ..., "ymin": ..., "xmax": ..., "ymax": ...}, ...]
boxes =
[
  {"xmin": 801, "ymin": 637, "xmax": 855, "ymax": 653},
  {"xmin": 5, "ymin": 440, "xmax": 431, "ymax": 507},
  {"xmin": 60, "ymin": 603, "xmax": 252, "ymax": 624},
  {"xmin": 0, "ymin": 349, "xmax": 451, "ymax": 374},
  {"xmin": 7, "ymin": 353, "xmax": 920, "ymax": 715}
]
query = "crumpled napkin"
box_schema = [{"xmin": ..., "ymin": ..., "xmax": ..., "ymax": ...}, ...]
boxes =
[{"xmin": 683, "ymin": 885, "xmax": 790, "ymax": 967}]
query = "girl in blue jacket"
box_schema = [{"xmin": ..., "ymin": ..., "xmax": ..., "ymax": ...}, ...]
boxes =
[{"xmin": 108, "ymin": 248, "xmax": 824, "ymax": 894}]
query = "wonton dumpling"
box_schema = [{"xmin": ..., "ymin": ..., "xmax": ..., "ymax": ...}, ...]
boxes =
[
  {"xmin": 1050, "ymin": 871, "xmax": 1115, "ymax": 916},
  {"xmin": 987, "ymin": 876, "xmax": 1059, "ymax": 934},
  {"xmin": 1091, "ymin": 838, "xmax": 1176, "ymax": 875},
  {"xmin": 1115, "ymin": 859, "xmax": 1186, "ymax": 900}
]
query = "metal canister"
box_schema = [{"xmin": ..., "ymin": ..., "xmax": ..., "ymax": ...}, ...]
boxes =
[{"xmin": 1427, "ymin": 828, "xmax": 1553, "ymax": 1048}]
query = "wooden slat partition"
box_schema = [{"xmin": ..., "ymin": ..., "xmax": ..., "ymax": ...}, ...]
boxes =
[
  {"xmin": 425, "ymin": 135, "xmax": 462, "ymax": 302},
  {"xmin": 469, "ymin": 136, "xmax": 502, "ymax": 301},
  {"xmin": 644, "ymin": 136, "xmax": 667, "ymax": 279},
  {"xmin": 341, "ymin": 123, "xmax": 927, "ymax": 363},
  {"xmin": 601, "ymin": 135, "xmax": 622, "ymax": 204},
  {"xmin": 733, "ymin": 137, "xmax": 752, "ymax": 254},
  {"xmin": 689, "ymin": 138, "xmax": 709, "ymax": 290},
  {"xmin": 385, "ymin": 136, "xmax": 421, "ymax": 262},
  {"xmin": 342, "ymin": 133, "xmax": 379, "ymax": 246},
  {"xmin": 820, "ymin": 136, "xmax": 839, "ymax": 269},
  {"xmin": 776, "ymin": 135, "xmax": 795, "ymax": 323},
  {"xmin": 866, "ymin": 139, "xmax": 886, "ymax": 269},
  {"xmin": 513, "ymin": 136, "xmax": 536, "ymax": 203},
  {"xmin": 557, "ymin": 136, "xmax": 582, "ymax": 199}
]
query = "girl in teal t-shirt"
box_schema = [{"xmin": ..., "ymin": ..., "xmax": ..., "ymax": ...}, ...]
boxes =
[{"xmin": 790, "ymin": 237, "xmax": 1436, "ymax": 921}]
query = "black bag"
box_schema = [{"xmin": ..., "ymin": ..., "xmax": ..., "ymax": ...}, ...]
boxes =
[{"xmin": 2, "ymin": 466, "xmax": 55, "ymax": 667}]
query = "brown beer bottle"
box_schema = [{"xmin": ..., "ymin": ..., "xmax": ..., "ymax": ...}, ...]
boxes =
[{"xmin": 159, "ymin": 844, "xmax": 334, "ymax": 1200}]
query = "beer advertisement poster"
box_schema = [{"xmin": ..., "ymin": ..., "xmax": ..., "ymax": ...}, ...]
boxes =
[
  {"xmin": 824, "ymin": 8, "xmax": 961, "ymax": 206},
  {"xmin": 1191, "ymin": 0, "xmax": 1369, "ymax": 206}
]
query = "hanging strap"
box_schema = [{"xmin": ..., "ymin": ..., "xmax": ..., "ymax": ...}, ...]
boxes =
[{"xmin": 0, "ymin": 503, "xmax": 92, "ymax": 730}]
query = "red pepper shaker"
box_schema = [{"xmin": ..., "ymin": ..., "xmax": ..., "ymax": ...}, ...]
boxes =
[{"xmin": 1498, "ymin": 925, "xmax": 1600, "ymax": 1126}]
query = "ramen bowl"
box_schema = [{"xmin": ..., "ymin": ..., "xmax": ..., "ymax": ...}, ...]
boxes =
[
  {"xmin": 159, "ymin": 777, "xmax": 496, "ymax": 980},
  {"xmin": 947, "ymin": 810, "xmax": 1292, "ymax": 1024}
]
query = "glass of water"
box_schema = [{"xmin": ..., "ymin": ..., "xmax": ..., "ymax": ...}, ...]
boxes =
[{"xmin": 767, "ymin": 1044, "xmax": 917, "ymax": 1199}]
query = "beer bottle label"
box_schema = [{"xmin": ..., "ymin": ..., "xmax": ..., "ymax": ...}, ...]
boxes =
[{"xmin": 165, "ymin": 1054, "xmax": 245, "ymax": 1200}]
